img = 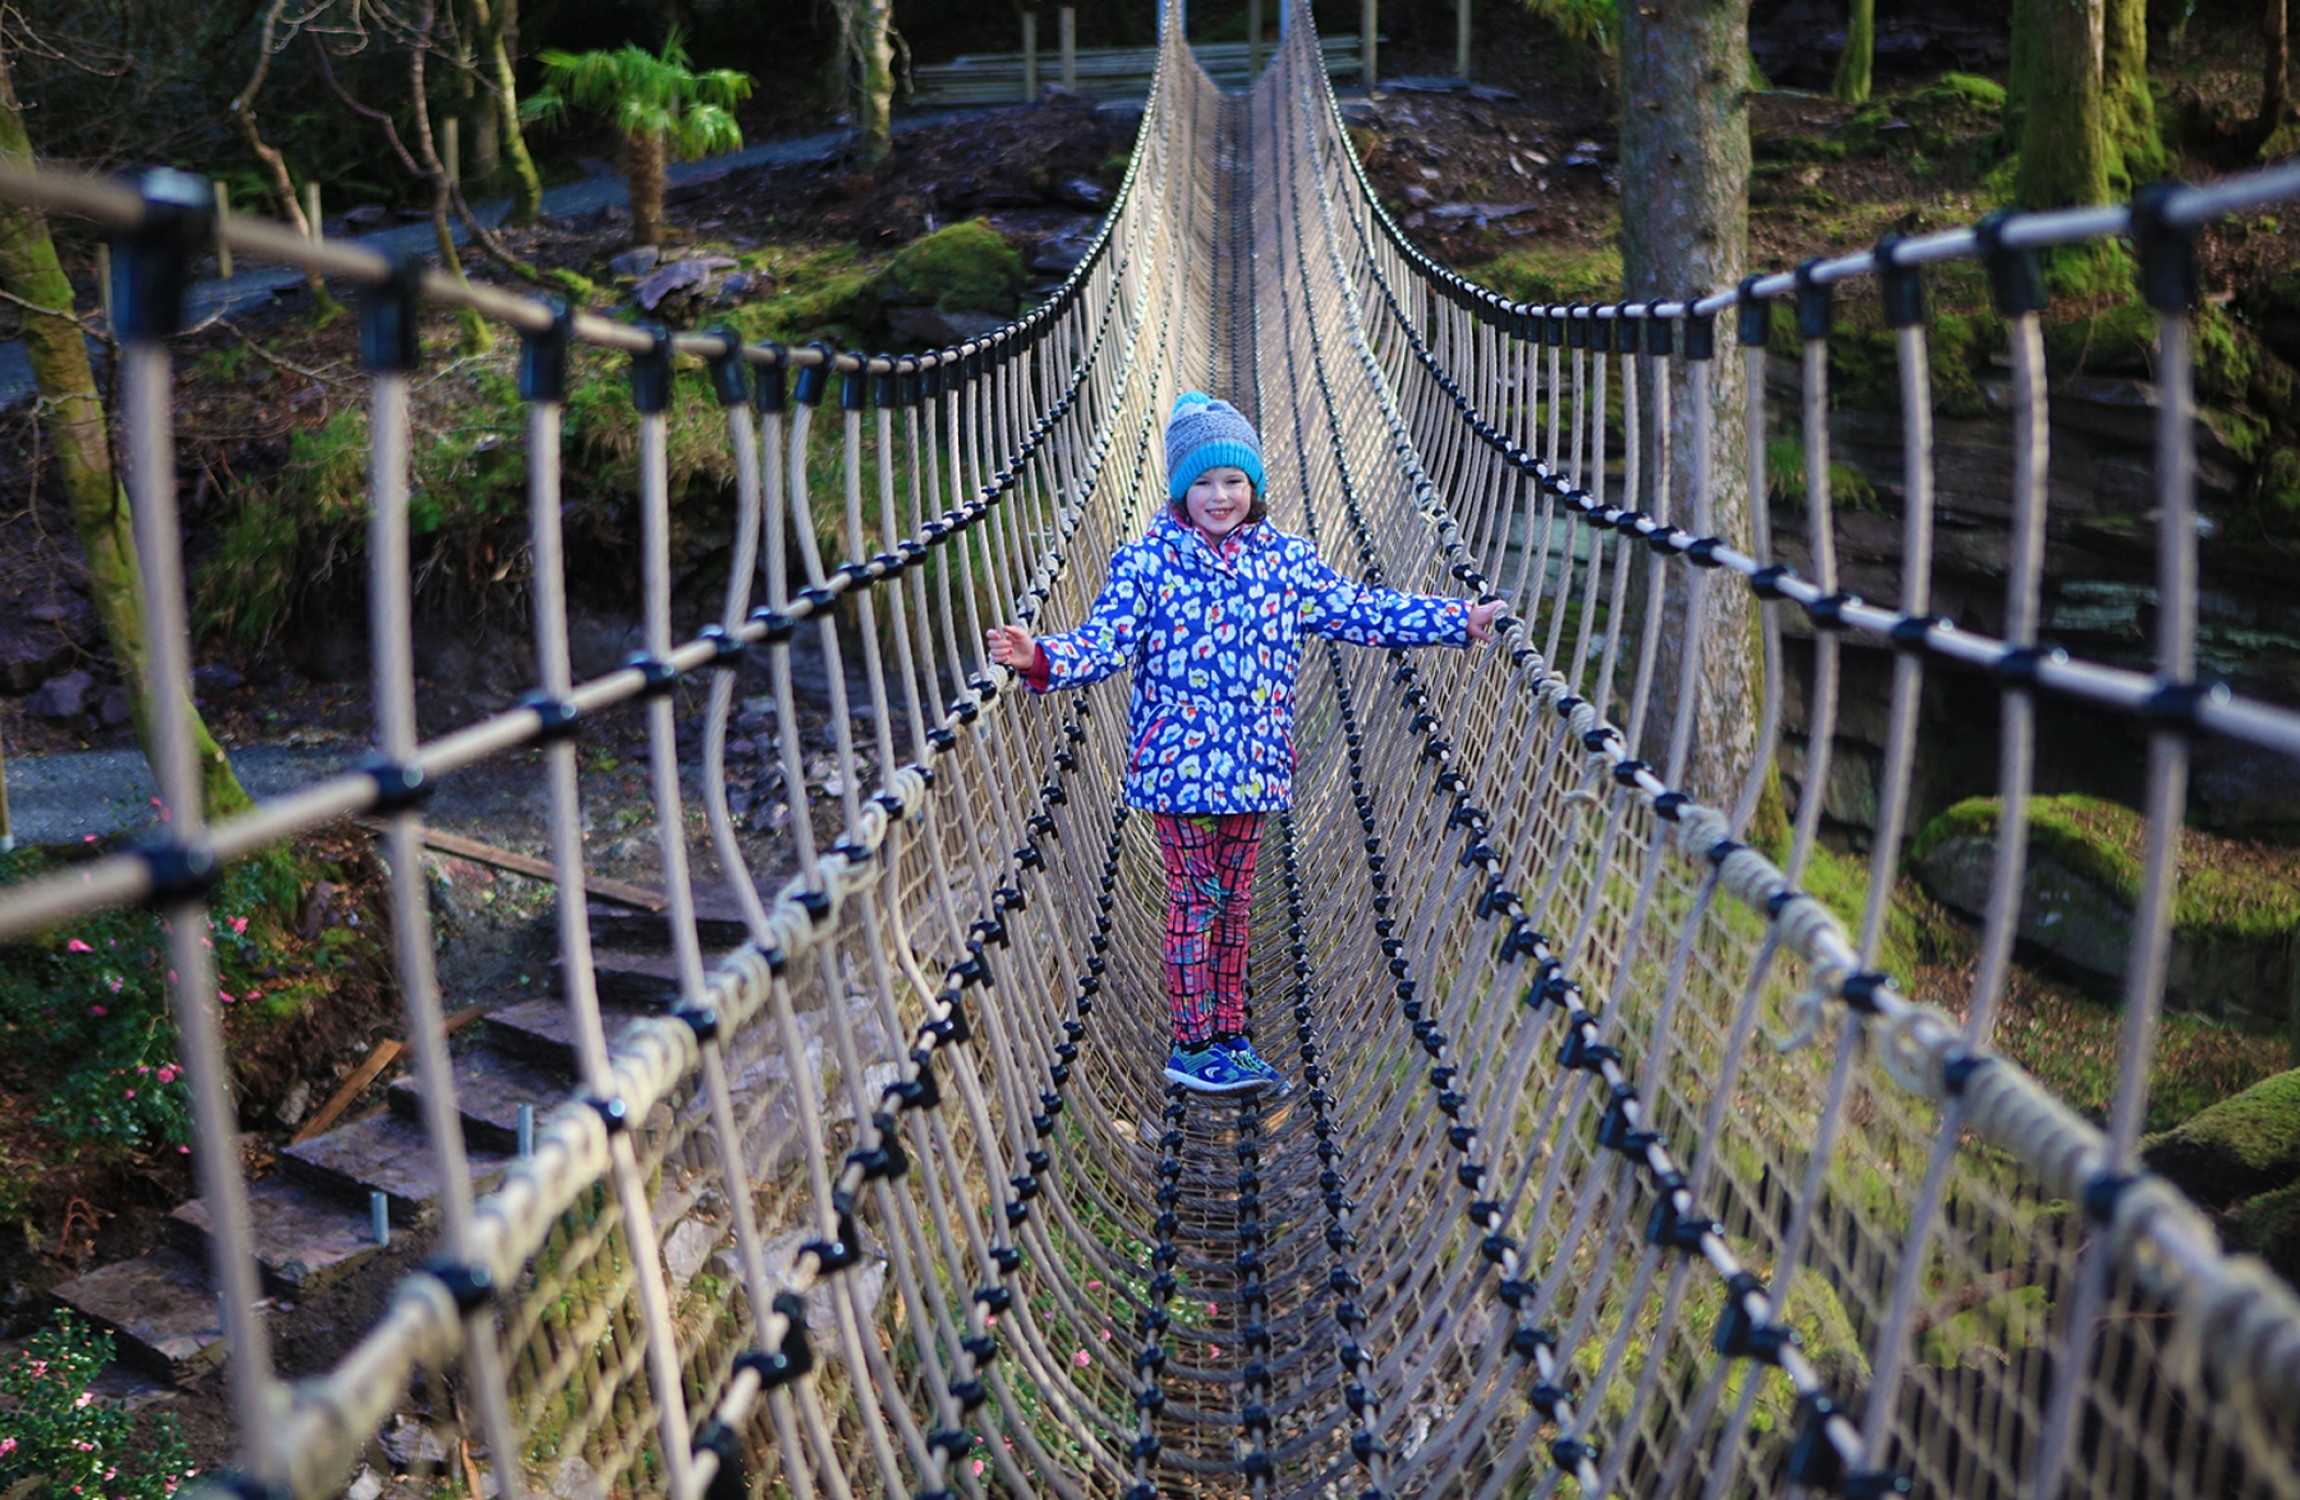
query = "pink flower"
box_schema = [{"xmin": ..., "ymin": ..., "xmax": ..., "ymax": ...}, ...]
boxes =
[
  {"xmin": 178, "ymin": 1145, "xmax": 191, "ymax": 1154},
  {"xmin": 157, "ymin": 1065, "xmax": 178, "ymax": 1084},
  {"xmin": 1206, "ymin": 1302, "xmax": 1220, "ymax": 1318},
  {"xmin": 971, "ymin": 1462, "xmax": 983, "ymax": 1478},
  {"xmin": 1208, "ymin": 1346, "xmax": 1223, "ymax": 1358},
  {"xmin": 76, "ymin": 1391, "xmax": 93, "ymax": 1408},
  {"xmin": 89, "ymin": 1004, "xmax": 108, "ymax": 1017},
  {"xmin": 1098, "ymin": 1329, "xmax": 1111, "ymax": 1341},
  {"xmin": 67, "ymin": 938, "xmax": 94, "ymax": 953},
  {"xmin": 123, "ymin": 1088, "xmax": 135, "ymax": 1100},
  {"xmin": 83, "ymin": 834, "xmax": 97, "ymax": 843},
  {"xmin": 1085, "ymin": 1278, "xmax": 1102, "ymax": 1291},
  {"xmin": 0, "ymin": 1436, "xmax": 17, "ymax": 1455},
  {"xmin": 1072, "ymin": 1349, "xmax": 1089, "ymax": 1367},
  {"xmin": 231, "ymin": 916, "xmax": 248, "ymax": 934},
  {"xmin": 218, "ymin": 990, "xmax": 236, "ymax": 1004}
]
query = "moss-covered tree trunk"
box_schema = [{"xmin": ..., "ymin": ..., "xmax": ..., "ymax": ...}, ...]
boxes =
[
  {"xmin": 0, "ymin": 50, "xmax": 252, "ymax": 820},
  {"xmin": 2012, "ymin": 0, "xmax": 2111, "ymax": 210},
  {"xmin": 471, "ymin": 0, "xmax": 545, "ymax": 221},
  {"xmin": 628, "ymin": 127, "xmax": 667, "ymax": 245},
  {"xmin": 848, "ymin": 0, "xmax": 897, "ymax": 165},
  {"xmin": 1620, "ymin": 0, "xmax": 1759, "ymax": 805},
  {"xmin": 2103, "ymin": 0, "xmax": 2165, "ymax": 189},
  {"xmin": 1832, "ymin": 0, "xmax": 1874, "ymax": 103},
  {"xmin": 2260, "ymin": 0, "xmax": 2290, "ymax": 151}
]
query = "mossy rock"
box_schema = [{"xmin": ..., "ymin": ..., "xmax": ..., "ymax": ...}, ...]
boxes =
[
  {"xmin": 1910, "ymin": 794, "xmax": 2300, "ymax": 1035},
  {"xmin": 1474, "ymin": 242, "xmax": 1624, "ymax": 307},
  {"xmin": 2224, "ymin": 1177, "xmax": 2300, "ymax": 1285},
  {"xmin": 873, "ymin": 219, "xmax": 1024, "ymax": 346},
  {"xmin": 2142, "ymin": 1067, "xmax": 2300, "ymax": 1205}
]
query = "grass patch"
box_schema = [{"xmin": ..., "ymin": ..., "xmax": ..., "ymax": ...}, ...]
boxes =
[{"xmin": 1475, "ymin": 241, "xmax": 1625, "ymax": 306}]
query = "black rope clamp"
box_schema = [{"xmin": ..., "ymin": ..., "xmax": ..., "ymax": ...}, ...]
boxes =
[
  {"xmin": 737, "ymin": 1292, "xmax": 815, "ymax": 1390},
  {"xmin": 792, "ymin": 341, "xmax": 835, "ymax": 406},
  {"xmin": 697, "ymin": 623, "xmax": 746, "ymax": 668},
  {"xmin": 624, "ymin": 652, "xmax": 679, "ymax": 699},
  {"xmin": 1788, "ymin": 1392, "xmax": 1847, "ymax": 1490},
  {"xmin": 1735, "ymin": 275, "xmax": 1770, "ymax": 351},
  {"xmin": 1714, "ymin": 1270, "xmax": 1800, "ymax": 1364},
  {"xmin": 1597, "ymin": 1084, "xmax": 1659, "ymax": 1159},
  {"xmin": 2130, "ymin": 181, "xmax": 2199, "ymax": 314},
  {"xmin": 518, "ymin": 690, "xmax": 582, "ymax": 744},
  {"xmin": 674, "ymin": 1005, "xmax": 720, "ymax": 1044},
  {"xmin": 1794, "ymin": 258, "xmax": 1833, "ymax": 342},
  {"xmin": 692, "ymin": 1419, "xmax": 746, "ymax": 1500},
  {"xmin": 628, "ymin": 323, "xmax": 674, "ymax": 415},
  {"xmin": 139, "ymin": 837, "xmax": 220, "ymax": 908},
  {"xmin": 359, "ymin": 254, "xmax": 424, "ymax": 375},
  {"xmin": 704, "ymin": 327, "xmax": 752, "ymax": 408},
  {"xmin": 360, "ymin": 753, "xmax": 434, "ymax": 815},
  {"xmin": 1875, "ymin": 235, "xmax": 1926, "ymax": 330},
  {"xmin": 1975, "ymin": 211, "xmax": 2047, "ymax": 317},
  {"xmin": 116, "ymin": 168, "xmax": 212, "ymax": 342},
  {"xmin": 423, "ymin": 1256, "xmax": 494, "ymax": 1312},
  {"xmin": 586, "ymin": 1095, "xmax": 629, "ymax": 1134},
  {"xmin": 1645, "ymin": 1173, "xmax": 1721, "ymax": 1254},
  {"xmin": 839, "ymin": 350, "xmax": 869, "ymax": 412},
  {"xmin": 803, "ymin": 1214, "xmax": 863, "ymax": 1273},
  {"xmin": 2142, "ymin": 677, "xmax": 2232, "ymax": 736},
  {"xmin": 758, "ymin": 344, "xmax": 789, "ymax": 412}
]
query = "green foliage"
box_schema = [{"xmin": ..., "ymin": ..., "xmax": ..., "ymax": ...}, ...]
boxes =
[
  {"xmin": 1764, "ymin": 432, "xmax": 1879, "ymax": 512},
  {"xmin": 198, "ymin": 407, "xmax": 371, "ymax": 646},
  {"xmin": 0, "ymin": 1311, "xmax": 196, "ymax": 1500},
  {"xmin": 723, "ymin": 243, "xmax": 881, "ymax": 346},
  {"xmin": 2144, "ymin": 1067, "xmax": 2300, "ymax": 1195},
  {"xmin": 1474, "ymin": 242, "xmax": 1624, "ymax": 306},
  {"xmin": 526, "ymin": 32, "xmax": 752, "ymax": 164},
  {"xmin": 875, "ymin": 219, "xmax": 1025, "ymax": 316},
  {"xmin": 1913, "ymin": 793, "xmax": 2300, "ymax": 948},
  {"xmin": 0, "ymin": 846, "xmax": 321, "ymax": 1154},
  {"xmin": 1509, "ymin": 0, "xmax": 1617, "ymax": 56}
]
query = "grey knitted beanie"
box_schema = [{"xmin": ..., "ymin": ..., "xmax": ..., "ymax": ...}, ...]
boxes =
[{"xmin": 1164, "ymin": 391, "xmax": 1266, "ymax": 501}]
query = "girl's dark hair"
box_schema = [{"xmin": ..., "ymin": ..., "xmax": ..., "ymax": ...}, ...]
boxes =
[{"xmin": 1171, "ymin": 479, "xmax": 1268, "ymax": 525}]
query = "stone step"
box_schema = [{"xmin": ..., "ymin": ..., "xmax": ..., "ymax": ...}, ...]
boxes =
[
  {"xmin": 482, "ymin": 996, "xmax": 653, "ymax": 1076},
  {"xmin": 553, "ymin": 944, "xmax": 690, "ymax": 1010},
  {"xmin": 279, "ymin": 1111, "xmax": 510, "ymax": 1225},
  {"xmin": 386, "ymin": 1046, "xmax": 577, "ymax": 1153},
  {"xmin": 50, "ymin": 1244, "xmax": 233, "ymax": 1381},
  {"xmin": 167, "ymin": 1176, "xmax": 384, "ymax": 1296},
  {"xmin": 585, "ymin": 889, "xmax": 757, "ymax": 950}
]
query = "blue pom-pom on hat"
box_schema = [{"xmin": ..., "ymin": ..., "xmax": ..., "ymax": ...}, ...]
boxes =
[{"xmin": 1165, "ymin": 391, "xmax": 1265, "ymax": 501}]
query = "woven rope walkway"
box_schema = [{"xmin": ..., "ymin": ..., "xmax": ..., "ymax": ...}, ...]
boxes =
[{"xmin": 3, "ymin": 2, "xmax": 2300, "ymax": 1495}]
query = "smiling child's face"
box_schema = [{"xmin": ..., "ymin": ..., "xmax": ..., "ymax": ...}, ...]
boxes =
[{"xmin": 1182, "ymin": 466, "xmax": 1255, "ymax": 539}]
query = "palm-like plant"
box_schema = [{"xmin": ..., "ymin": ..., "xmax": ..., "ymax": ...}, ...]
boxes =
[{"xmin": 525, "ymin": 33, "xmax": 752, "ymax": 247}]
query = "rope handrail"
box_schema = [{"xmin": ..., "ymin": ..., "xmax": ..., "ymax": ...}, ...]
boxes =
[{"xmin": 2, "ymin": 1, "xmax": 2297, "ymax": 1496}]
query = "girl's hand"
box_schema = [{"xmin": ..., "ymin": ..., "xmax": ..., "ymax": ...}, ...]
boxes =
[
  {"xmin": 1466, "ymin": 598, "xmax": 1506, "ymax": 644},
  {"xmin": 986, "ymin": 623, "xmax": 1036, "ymax": 668}
]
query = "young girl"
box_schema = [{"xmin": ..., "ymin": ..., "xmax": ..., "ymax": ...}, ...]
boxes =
[{"xmin": 988, "ymin": 392, "xmax": 1501, "ymax": 1095}]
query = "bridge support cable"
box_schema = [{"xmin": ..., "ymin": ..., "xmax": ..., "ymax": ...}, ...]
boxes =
[{"xmin": 8, "ymin": 0, "xmax": 2300, "ymax": 1495}]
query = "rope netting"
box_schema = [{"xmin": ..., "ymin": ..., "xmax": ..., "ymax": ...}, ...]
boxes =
[{"xmin": 3, "ymin": 2, "xmax": 2300, "ymax": 1495}]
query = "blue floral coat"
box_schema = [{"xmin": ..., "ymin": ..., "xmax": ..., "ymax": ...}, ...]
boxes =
[{"xmin": 1032, "ymin": 512, "xmax": 1470, "ymax": 813}]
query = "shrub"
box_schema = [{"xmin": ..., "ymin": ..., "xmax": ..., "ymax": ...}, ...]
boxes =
[{"xmin": 0, "ymin": 1310, "xmax": 196, "ymax": 1500}]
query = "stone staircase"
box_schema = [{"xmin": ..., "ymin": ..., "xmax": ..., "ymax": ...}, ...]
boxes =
[{"xmin": 53, "ymin": 884, "xmax": 878, "ymax": 1383}]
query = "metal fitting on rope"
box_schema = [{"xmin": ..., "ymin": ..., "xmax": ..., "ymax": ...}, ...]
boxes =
[
  {"xmin": 1794, "ymin": 258, "xmax": 1833, "ymax": 341},
  {"xmin": 1890, "ymin": 613, "xmax": 1947, "ymax": 654},
  {"xmin": 1805, "ymin": 591, "xmax": 1862, "ymax": 631},
  {"xmin": 1645, "ymin": 1173, "xmax": 1722, "ymax": 1254},
  {"xmin": 803, "ymin": 1214, "xmax": 864, "ymax": 1273},
  {"xmin": 623, "ymin": 652, "xmax": 679, "ymax": 699},
  {"xmin": 705, "ymin": 327, "xmax": 752, "ymax": 408},
  {"xmin": 2142, "ymin": 678, "xmax": 2233, "ymax": 736},
  {"xmin": 360, "ymin": 754, "xmax": 434, "ymax": 815},
  {"xmin": 1714, "ymin": 1270, "xmax": 1800, "ymax": 1364},
  {"xmin": 1735, "ymin": 274, "xmax": 1771, "ymax": 351},
  {"xmin": 1975, "ymin": 211, "xmax": 2047, "ymax": 316},
  {"xmin": 1750, "ymin": 564, "xmax": 1798, "ymax": 601},
  {"xmin": 697, "ymin": 623, "xmax": 746, "ymax": 668},
  {"xmin": 1875, "ymin": 235, "xmax": 1926, "ymax": 329},
  {"xmin": 1646, "ymin": 300, "xmax": 1673, "ymax": 355},
  {"xmin": 839, "ymin": 351, "xmax": 869, "ymax": 411},
  {"xmin": 792, "ymin": 341, "xmax": 835, "ymax": 406},
  {"xmin": 358, "ymin": 254, "xmax": 424, "ymax": 374},
  {"xmin": 629, "ymin": 323, "xmax": 674, "ymax": 415},
  {"xmin": 673, "ymin": 1005, "xmax": 720, "ymax": 1043},
  {"xmin": 736, "ymin": 1296, "xmax": 815, "ymax": 1391},
  {"xmin": 138, "ymin": 837, "xmax": 220, "ymax": 908},
  {"xmin": 586, "ymin": 1095, "xmax": 629, "ymax": 1134},
  {"xmin": 2131, "ymin": 180, "xmax": 2200, "ymax": 313},
  {"xmin": 1988, "ymin": 642, "xmax": 2068, "ymax": 688},
  {"xmin": 518, "ymin": 690, "xmax": 582, "ymax": 744},
  {"xmin": 423, "ymin": 1257, "xmax": 495, "ymax": 1312},
  {"xmin": 692, "ymin": 1421, "xmax": 745, "ymax": 1500},
  {"xmin": 758, "ymin": 343, "xmax": 788, "ymax": 412},
  {"xmin": 115, "ymin": 169, "xmax": 212, "ymax": 342}
]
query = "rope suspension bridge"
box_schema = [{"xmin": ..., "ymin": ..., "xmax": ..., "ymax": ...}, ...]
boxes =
[{"xmin": 4, "ymin": 3, "xmax": 2300, "ymax": 1494}]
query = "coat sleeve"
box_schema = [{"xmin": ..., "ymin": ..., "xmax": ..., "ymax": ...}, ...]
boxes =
[
  {"xmin": 1293, "ymin": 545, "xmax": 1470, "ymax": 648},
  {"xmin": 1031, "ymin": 546, "xmax": 1148, "ymax": 691}
]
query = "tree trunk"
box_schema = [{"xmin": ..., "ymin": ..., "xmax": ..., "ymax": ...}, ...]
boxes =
[
  {"xmin": 1619, "ymin": 0, "xmax": 1759, "ymax": 807},
  {"xmin": 470, "ymin": 0, "xmax": 545, "ymax": 221},
  {"xmin": 628, "ymin": 128, "xmax": 666, "ymax": 246},
  {"xmin": 2261, "ymin": 0, "xmax": 2290, "ymax": 148},
  {"xmin": 233, "ymin": 0, "xmax": 338, "ymax": 316},
  {"xmin": 1832, "ymin": 0, "xmax": 1874, "ymax": 103},
  {"xmin": 0, "ymin": 50, "xmax": 252, "ymax": 821},
  {"xmin": 2012, "ymin": 0, "xmax": 2111, "ymax": 210},
  {"xmin": 850, "ymin": 0, "xmax": 896, "ymax": 164},
  {"xmin": 2102, "ymin": 0, "xmax": 2164, "ymax": 189},
  {"xmin": 409, "ymin": 0, "xmax": 494, "ymax": 352}
]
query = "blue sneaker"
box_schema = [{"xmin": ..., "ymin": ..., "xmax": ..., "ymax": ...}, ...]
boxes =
[
  {"xmin": 1215, "ymin": 1037, "xmax": 1287, "ymax": 1091},
  {"xmin": 1163, "ymin": 1044, "xmax": 1267, "ymax": 1095}
]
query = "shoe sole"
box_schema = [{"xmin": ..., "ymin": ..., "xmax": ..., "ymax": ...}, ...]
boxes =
[{"xmin": 1163, "ymin": 1066, "xmax": 1267, "ymax": 1095}]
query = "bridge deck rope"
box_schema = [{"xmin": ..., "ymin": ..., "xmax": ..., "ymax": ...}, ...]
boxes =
[{"xmin": 3, "ymin": 2, "xmax": 2299, "ymax": 1495}]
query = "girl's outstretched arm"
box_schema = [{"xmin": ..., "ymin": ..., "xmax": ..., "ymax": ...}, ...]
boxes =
[
  {"xmin": 990, "ymin": 548, "xmax": 1148, "ymax": 693},
  {"xmin": 1295, "ymin": 544, "xmax": 1500, "ymax": 648}
]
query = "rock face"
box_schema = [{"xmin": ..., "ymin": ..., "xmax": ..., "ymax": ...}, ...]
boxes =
[
  {"xmin": 1909, "ymin": 795, "xmax": 2300, "ymax": 1036},
  {"xmin": 2144, "ymin": 1068, "xmax": 2300, "ymax": 1286},
  {"xmin": 27, "ymin": 667, "xmax": 94, "ymax": 719}
]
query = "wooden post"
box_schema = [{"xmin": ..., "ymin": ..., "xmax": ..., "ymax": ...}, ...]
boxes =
[
  {"xmin": 1456, "ymin": 0, "xmax": 1471, "ymax": 79},
  {"xmin": 1022, "ymin": 11, "xmax": 1039, "ymax": 102},
  {"xmin": 444, "ymin": 115, "xmax": 460, "ymax": 189},
  {"xmin": 1361, "ymin": 0, "xmax": 1377, "ymax": 88},
  {"xmin": 302, "ymin": 180, "xmax": 323, "ymax": 243},
  {"xmin": 212, "ymin": 182, "xmax": 233, "ymax": 279},
  {"xmin": 1061, "ymin": 7, "xmax": 1077, "ymax": 88},
  {"xmin": 1249, "ymin": 0, "xmax": 1264, "ymax": 72}
]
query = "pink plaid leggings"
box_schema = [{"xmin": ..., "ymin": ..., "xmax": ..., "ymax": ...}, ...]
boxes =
[{"xmin": 1150, "ymin": 811, "xmax": 1265, "ymax": 1047}]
